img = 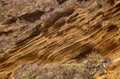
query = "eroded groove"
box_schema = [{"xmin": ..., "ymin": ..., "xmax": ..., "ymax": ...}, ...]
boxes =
[{"xmin": 19, "ymin": 10, "xmax": 45, "ymax": 22}]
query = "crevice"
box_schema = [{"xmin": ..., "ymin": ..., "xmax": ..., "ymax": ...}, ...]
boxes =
[
  {"xmin": 72, "ymin": 43, "xmax": 93, "ymax": 60},
  {"xmin": 57, "ymin": 0, "xmax": 67, "ymax": 5},
  {"xmin": 20, "ymin": 10, "xmax": 45, "ymax": 22},
  {"xmin": 107, "ymin": 24, "xmax": 117, "ymax": 32}
]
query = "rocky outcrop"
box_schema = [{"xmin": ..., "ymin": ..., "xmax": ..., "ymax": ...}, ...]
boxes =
[{"xmin": 0, "ymin": 0, "xmax": 120, "ymax": 79}]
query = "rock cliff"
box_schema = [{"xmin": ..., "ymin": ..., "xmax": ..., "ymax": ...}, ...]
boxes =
[{"xmin": 0, "ymin": 0, "xmax": 120, "ymax": 79}]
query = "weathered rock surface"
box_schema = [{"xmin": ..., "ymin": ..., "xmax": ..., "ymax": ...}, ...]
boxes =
[{"xmin": 0, "ymin": 0, "xmax": 120, "ymax": 79}]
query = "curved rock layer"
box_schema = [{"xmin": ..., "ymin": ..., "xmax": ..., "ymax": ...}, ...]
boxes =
[{"xmin": 0, "ymin": 0, "xmax": 120, "ymax": 78}]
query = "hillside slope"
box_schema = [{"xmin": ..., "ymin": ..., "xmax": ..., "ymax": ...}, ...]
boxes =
[{"xmin": 0, "ymin": 0, "xmax": 120, "ymax": 79}]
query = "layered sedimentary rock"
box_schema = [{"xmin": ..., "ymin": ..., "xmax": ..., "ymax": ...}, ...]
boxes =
[{"xmin": 0, "ymin": 0, "xmax": 120, "ymax": 79}]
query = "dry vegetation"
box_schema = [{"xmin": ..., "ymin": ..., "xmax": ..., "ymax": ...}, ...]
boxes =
[{"xmin": 12, "ymin": 53, "xmax": 111, "ymax": 79}]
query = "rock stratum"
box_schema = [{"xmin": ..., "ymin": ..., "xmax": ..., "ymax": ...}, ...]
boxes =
[{"xmin": 0, "ymin": 0, "xmax": 120, "ymax": 79}]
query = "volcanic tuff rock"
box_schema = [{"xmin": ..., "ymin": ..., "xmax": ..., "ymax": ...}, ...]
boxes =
[{"xmin": 0, "ymin": 0, "xmax": 120, "ymax": 79}]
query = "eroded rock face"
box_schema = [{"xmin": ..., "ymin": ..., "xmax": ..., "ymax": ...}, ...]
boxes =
[{"xmin": 0, "ymin": 0, "xmax": 120, "ymax": 78}]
